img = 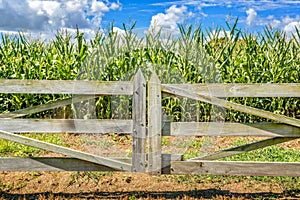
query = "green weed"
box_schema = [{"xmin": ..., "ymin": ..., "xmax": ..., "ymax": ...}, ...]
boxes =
[
  {"xmin": 222, "ymin": 138, "xmax": 300, "ymax": 162},
  {"xmin": 0, "ymin": 133, "xmax": 66, "ymax": 156}
]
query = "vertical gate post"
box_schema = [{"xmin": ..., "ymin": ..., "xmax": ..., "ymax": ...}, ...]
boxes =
[
  {"xmin": 148, "ymin": 71, "xmax": 162, "ymax": 174},
  {"xmin": 132, "ymin": 69, "xmax": 146, "ymax": 172}
]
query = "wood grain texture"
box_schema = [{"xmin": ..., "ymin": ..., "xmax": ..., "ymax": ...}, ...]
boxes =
[
  {"xmin": 0, "ymin": 129, "xmax": 132, "ymax": 171},
  {"xmin": 132, "ymin": 69, "xmax": 147, "ymax": 172},
  {"xmin": 0, "ymin": 157, "xmax": 121, "ymax": 171},
  {"xmin": 162, "ymin": 83, "xmax": 300, "ymax": 97},
  {"xmin": 148, "ymin": 71, "xmax": 162, "ymax": 174},
  {"xmin": 171, "ymin": 161, "xmax": 300, "ymax": 176},
  {"xmin": 162, "ymin": 84, "xmax": 300, "ymax": 128},
  {"xmin": 0, "ymin": 119, "xmax": 133, "ymax": 133},
  {"xmin": 0, "ymin": 95, "xmax": 96, "ymax": 119},
  {"xmin": 164, "ymin": 122, "xmax": 300, "ymax": 137},
  {"xmin": 0, "ymin": 154, "xmax": 182, "ymax": 172},
  {"xmin": 0, "ymin": 79, "xmax": 132, "ymax": 95}
]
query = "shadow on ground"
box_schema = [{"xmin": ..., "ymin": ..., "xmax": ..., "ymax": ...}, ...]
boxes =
[{"xmin": 1, "ymin": 189, "xmax": 300, "ymax": 199}]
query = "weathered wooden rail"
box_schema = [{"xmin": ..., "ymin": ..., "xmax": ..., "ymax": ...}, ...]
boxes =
[
  {"xmin": 0, "ymin": 70, "xmax": 146, "ymax": 172},
  {"xmin": 0, "ymin": 70, "xmax": 300, "ymax": 176},
  {"xmin": 148, "ymin": 71, "xmax": 300, "ymax": 176}
]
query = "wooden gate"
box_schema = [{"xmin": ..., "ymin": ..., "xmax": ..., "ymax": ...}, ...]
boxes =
[
  {"xmin": 0, "ymin": 70, "xmax": 300, "ymax": 176},
  {"xmin": 148, "ymin": 71, "xmax": 300, "ymax": 176},
  {"xmin": 0, "ymin": 70, "xmax": 148, "ymax": 172}
]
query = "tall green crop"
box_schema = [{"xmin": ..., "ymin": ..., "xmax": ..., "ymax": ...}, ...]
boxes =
[{"xmin": 0, "ymin": 20, "xmax": 299, "ymax": 122}]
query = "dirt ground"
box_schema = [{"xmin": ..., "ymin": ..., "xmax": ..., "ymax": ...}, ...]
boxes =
[
  {"xmin": 0, "ymin": 171, "xmax": 299, "ymax": 200},
  {"xmin": 0, "ymin": 135, "xmax": 299, "ymax": 200}
]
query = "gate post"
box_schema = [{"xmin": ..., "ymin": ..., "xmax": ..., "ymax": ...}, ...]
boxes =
[
  {"xmin": 132, "ymin": 69, "xmax": 146, "ymax": 172},
  {"xmin": 148, "ymin": 71, "xmax": 162, "ymax": 174}
]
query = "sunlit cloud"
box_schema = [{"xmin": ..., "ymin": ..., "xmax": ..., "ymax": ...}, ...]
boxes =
[
  {"xmin": 1, "ymin": 0, "xmax": 300, "ymax": 39},
  {"xmin": 148, "ymin": 5, "xmax": 192, "ymax": 35},
  {"xmin": 246, "ymin": 8, "xmax": 257, "ymax": 26},
  {"xmin": 0, "ymin": 0, "xmax": 121, "ymax": 36}
]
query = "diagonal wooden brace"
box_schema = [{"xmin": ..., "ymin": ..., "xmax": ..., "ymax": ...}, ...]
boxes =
[
  {"xmin": 0, "ymin": 95, "xmax": 96, "ymax": 119},
  {"xmin": 162, "ymin": 85, "xmax": 300, "ymax": 128},
  {"xmin": 0, "ymin": 129, "xmax": 131, "ymax": 171},
  {"xmin": 189, "ymin": 137, "xmax": 297, "ymax": 161}
]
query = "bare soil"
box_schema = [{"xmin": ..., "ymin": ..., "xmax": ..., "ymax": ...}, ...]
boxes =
[
  {"xmin": 0, "ymin": 135, "xmax": 299, "ymax": 200},
  {"xmin": 1, "ymin": 171, "xmax": 299, "ymax": 200}
]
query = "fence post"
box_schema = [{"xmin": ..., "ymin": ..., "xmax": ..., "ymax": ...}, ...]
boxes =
[
  {"xmin": 132, "ymin": 69, "xmax": 146, "ymax": 172},
  {"xmin": 148, "ymin": 71, "xmax": 162, "ymax": 174}
]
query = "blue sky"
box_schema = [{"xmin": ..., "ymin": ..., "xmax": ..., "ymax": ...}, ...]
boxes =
[{"xmin": 0, "ymin": 0, "xmax": 300, "ymax": 38}]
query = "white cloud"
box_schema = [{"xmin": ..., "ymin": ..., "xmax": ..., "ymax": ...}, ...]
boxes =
[
  {"xmin": 0, "ymin": 0, "xmax": 46, "ymax": 31},
  {"xmin": 284, "ymin": 21, "xmax": 300, "ymax": 37},
  {"xmin": 270, "ymin": 20, "xmax": 281, "ymax": 28},
  {"xmin": 279, "ymin": 16, "xmax": 300, "ymax": 38},
  {"xmin": 91, "ymin": 0, "xmax": 109, "ymax": 12},
  {"xmin": 0, "ymin": 0, "xmax": 121, "ymax": 38},
  {"xmin": 265, "ymin": 15, "xmax": 300, "ymax": 37},
  {"xmin": 148, "ymin": 5, "xmax": 191, "ymax": 35},
  {"xmin": 150, "ymin": 0, "xmax": 300, "ymax": 11},
  {"xmin": 246, "ymin": 8, "xmax": 257, "ymax": 26},
  {"xmin": 110, "ymin": 2, "xmax": 121, "ymax": 10},
  {"xmin": 28, "ymin": 1, "xmax": 61, "ymax": 16},
  {"xmin": 113, "ymin": 27, "xmax": 126, "ymax": 35}
]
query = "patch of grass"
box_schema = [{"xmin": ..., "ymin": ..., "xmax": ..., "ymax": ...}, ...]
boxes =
[
  {"xmin": 159, "ymin": 174, "xmax": 300, "ymax": 194},
  {"xmin": 251, "ymin": 176, "xmax": 300, "ymax": 191},
  {"xmin": 67, "ymin": 172, "xmax": 80, "ymax": 187},
  {"xmin": 158, "ymin": 174, "xmax": 248, "ymax": 188},
  {"xmin": 161, "ymin": 137, "xmax": 171, "ymax": 146},
  {"xmin": 0, "ymin": 182, "xmax": 13, "ymax": 192},
  {"xmin": 221, "ymin": 138, "xmax": 300, "ymax": 162},
  {"xmin": 225, "ymin": 145, "xmax": 300, "ymax": 162},
  {"xmin": 67, "ymin": 171, "xmax": 113, "ymax": 187},
  {"xmin": 0, "ymin": 133, "xmax": 66, "ymax": 156},
  {"xmin": 79, "ymin": 137, "xmax": 113, "ymax": 148},
  {"xmin": 181, "ymin": 136, "xmax": 300, "ymax": 162},
  {"xmin": 128, "ymin": 195, "xmax": 137, "ymax": 200},
  {"xmin": 181, "ymin": 137, "xmax": 215, "ymax": 160},
  {"xmin": 177, "ymin": 136, "xmax": 300, "ymax": 192}
]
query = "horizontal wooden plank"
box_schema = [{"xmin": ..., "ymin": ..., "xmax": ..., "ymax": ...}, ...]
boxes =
[
  {"xmin": 0, "ymin": 95, "xmax": 96, "ymax": 119},
  {"xmin": 162, "ymin": 83, "xmax": 300, "ymax": 97},
  {"xmin": 0, "ymin": 119, "xmax": 133, "ymax": 133},
  {"xmin": 0, "ymin": 157, "xmax": 122, "ymax": 171},
  {"xmin": 0, "ymin": 129, "xmax": 132, "ymax": 171},
  {"xmin": 171, "ymin": 161, "xmax": 300, "ymax": 176},
  {"xmin": 162, "ymin": 85, "xmax": 300, "ymax": 128},
  {"xmin": 164, "ymin": 122, "xmax": 300, "ymax": 137},
  {"xmin": 0, "ymin": 79, "xmax": 133, "ymax": 95},
  {"xmin": 0, "ymin": 154, "xmax": 182, "ymax": 172}
]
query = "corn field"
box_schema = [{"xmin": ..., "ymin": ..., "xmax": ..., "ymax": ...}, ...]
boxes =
[{"xmin": 0, "ymin": 21, "xmax": 299, "ymax": 122}]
